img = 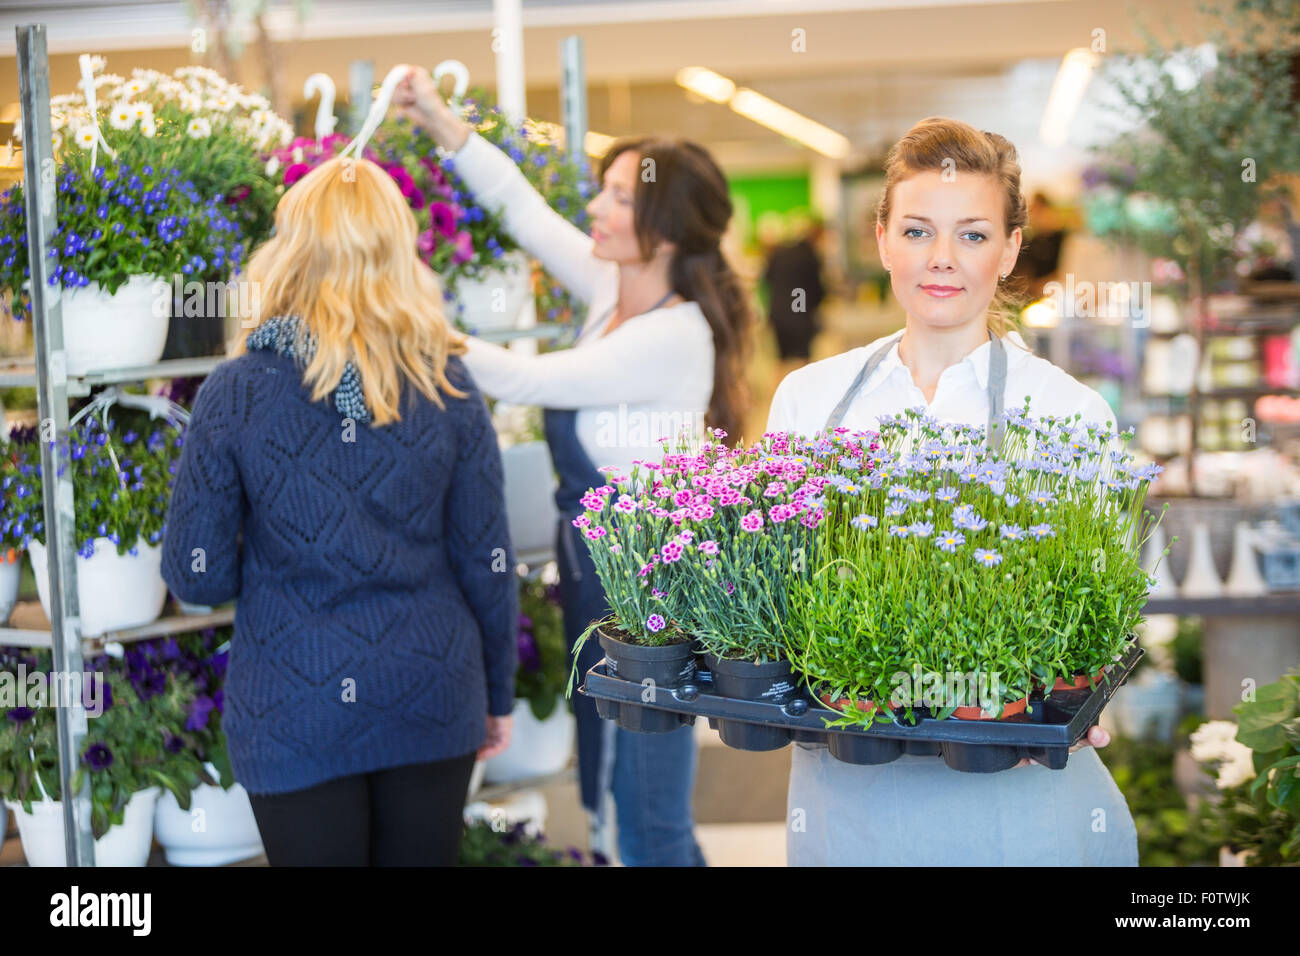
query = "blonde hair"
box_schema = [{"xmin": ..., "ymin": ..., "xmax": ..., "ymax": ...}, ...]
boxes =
[
  {"xmin": 876, "ymin": 116, "xmax": 1028, "ymax": 338},
  {"xmin": 232, "ymin": 155, "xmax": 468, "ymax": 425}
]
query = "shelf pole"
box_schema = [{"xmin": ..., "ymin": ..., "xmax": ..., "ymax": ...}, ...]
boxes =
[{"xmin": 16, "ymin": 22, "xmax": 95, "ymax": 867}]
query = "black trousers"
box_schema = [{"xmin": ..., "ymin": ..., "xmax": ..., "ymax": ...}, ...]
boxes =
[{"xmin": 247, "ymin": 753, "xmax": 478, "ymax": 866}]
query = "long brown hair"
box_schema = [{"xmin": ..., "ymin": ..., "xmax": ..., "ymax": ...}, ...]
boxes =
[
  {"xmin": 231, "ymin": 155, "xmax": 468, "ymax": 425},
  {"xmin": 598, "ymin": 138, "xmax": 754, "ymax": 445},
  {"xmin": 876, "ymin": 116, "xmax": 1029, "ymax": 336}
]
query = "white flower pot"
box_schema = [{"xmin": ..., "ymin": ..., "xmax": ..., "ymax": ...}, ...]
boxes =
[
  {"xmin": 4, "ymin": 787, "xmax": 160, "ymax": 866},
  {"xmin": 482, "ymin": 697, "xmax": 575, "ymax": 784},
  {"xmin": 29, "ymin": 537, "xmax": 167, "ymax": 637},
  {"xmin": 457, "ymin": 251, "xmax": 532, "ymax": 332},
  {"xmin": 1180, "ymin": 523, "xmax": 1224, "ymax": 598},
  {"xmin": 0, "ymin": 551, "xmax": 22, "ymax": 623},
  {"xmin": 501, "ymin": 441, "xmax": 558, "ymax": 557},
  {"xmin": 58, "ymin": 275, "xmax": 169, "ymax": 375},
  {"xmin": 153, "ymin": 762, "xmax": 264, "ymax": 866}
]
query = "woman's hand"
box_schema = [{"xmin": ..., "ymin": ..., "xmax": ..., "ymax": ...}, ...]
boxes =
[
  {"xmin": 392, "ymin": 64, "xmax": 470, "ymax": 152},
  {"xmin": 1013, "ymin": 723, "xmax": 1110, "ymax": 769},
  {"xmin": 477, "ymin": 714, "xmax": 513, "ymax": 760}
]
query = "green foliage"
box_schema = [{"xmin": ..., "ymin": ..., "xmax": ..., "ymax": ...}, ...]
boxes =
[
  {"xmin": 514, "ymin": 569, "xmax": 569, "ymax": 721},
  {"xmin": 457, "ymin": 818, "xmax": 600, "ymax": 866},
  {"xmin": 1, "ymin": 405, "xmax": 184, "ymax": 557},
  {"xmin": 1096, "ymin": 734, "xmax": 1220, "ymax": 867},
  {"xmin": 1093, "ymin": 0, "xmax": 1300, "ymax": 283}
]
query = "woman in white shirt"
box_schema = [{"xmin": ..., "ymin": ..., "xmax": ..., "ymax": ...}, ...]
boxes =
[
  {"xmin": 767, "ymin": 117, "xmax": 1137, "ymax": 866},
  {"xmin": 395, "ymin": 66, "xmax": 754, "ymax": 866}
]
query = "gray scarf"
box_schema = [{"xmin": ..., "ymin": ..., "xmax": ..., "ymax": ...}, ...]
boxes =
[{"xmin": 244, "ymin": 314, "xmax": 372, "ymax": 424}]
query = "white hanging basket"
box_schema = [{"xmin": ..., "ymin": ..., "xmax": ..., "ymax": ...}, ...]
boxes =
[
  {"xmin": 0, "ymin": 550, "xmax": 22, "ymax": 624},
  {"xmin": 58, "ymin": 274, "xmax": 169, "ymax": 376},
  {"xmin": 4, "ymin": 786, "xmax": 161, "ymax": 866},
  {"xmin": 482, "ymin": 697, "xmax": 575, "ymax": 784},
  {"xmin": 456, "ymin": 251, "xmax": 533, "ymax": 332},
  {"xmin": 153, "ymin": 762, "xmax": 265, "ymax": 866},
  {"xmin": 29, "ymin": 537, "xmax": 168, "ymax": 638}
]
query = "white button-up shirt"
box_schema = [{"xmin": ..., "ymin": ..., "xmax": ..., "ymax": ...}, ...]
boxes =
[{"xmin": 766, "ymin": 331, "xmax": 1117, "ymax": 438}]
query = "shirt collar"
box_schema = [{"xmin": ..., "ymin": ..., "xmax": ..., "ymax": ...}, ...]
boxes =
[{"xmin": 867, "ymin": 330, "xmax": 1026, "ymax": 393}]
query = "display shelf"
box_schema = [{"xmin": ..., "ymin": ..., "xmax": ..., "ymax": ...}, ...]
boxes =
[
  {"xmin": 0, "ymin": 600, "xmax": 235, "ymax": 649},
  {"xmin": 0, "ymin": 354, "xmax": 225, "ymax": 394},
  {"xmin": 1143, "ymin": 592, "xmax": 1300, "ymax": 616}
]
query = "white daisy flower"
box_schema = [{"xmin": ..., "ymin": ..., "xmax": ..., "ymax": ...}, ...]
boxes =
[
  {"xmin": 109, "ymin": 102, "xmax": 135, "ymax": 130},
  {"xmin": 122, "ymin": 79, "xmax": 147, "ymax": 98},
  {"xmin": 74, "ymin": 125, "xmax": 96, "ymax": 150},
  {"xmin": 140, "ymin": 113, "xmax": 156, "ymax": 138},
  {"xmin": 87, "ymin": 54, "xmax": 107, "ymax": 72},
  {"xmin": 179, "ymin": 92, "xmax": 203, "ymax": 113},
  {"xmin": 186, "ymin": 117, "xmax": 212, "ymax": 139},
  {"xmin": 264, "ymin": 156, "xmax": 281, "ymax": 177},
  {"xmin": 205, "ymin": 94, "xmax": 236, "ymax": 112}
]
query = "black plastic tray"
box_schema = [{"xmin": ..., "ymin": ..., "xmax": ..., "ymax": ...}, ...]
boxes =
[{"xmin": 579, "ymin": 641, "xmax": 1144, "ymax": 773}]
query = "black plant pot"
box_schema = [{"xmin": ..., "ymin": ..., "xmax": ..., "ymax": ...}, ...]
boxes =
[
  {"xmin": 702, "ymin": 652, "xmax": 797, "ymax": 751},
  {"xmin": 161, "ymin": 273, "xmax": 230, "ymax": 360},
  {"xmin": 596, "ymin": 627, "xmax": 696, "ymax": 734}
]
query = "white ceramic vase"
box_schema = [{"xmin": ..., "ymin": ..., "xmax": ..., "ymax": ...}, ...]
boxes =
[
  {"xmin": 29, "ymin": 537, "xmax": 168, "ymax": 637},
  {"xmin": 456, "ymin": 251, "xmax": 532, "ymax": 332},
  {"xmin": 1179, "ymin": 524, "xmax": 1223, "ymax": 598},
  {"xmin": 58, "ymin": 275, "xmax": 169, "ymax": 375},
  {"xmin": 153, "ymin": 762, "xmax": 264, "ymax": 866},
  {"xmin": 482, "ymin": 697, "xmax": 575, "ymax": 784},
  {"xmin": 5, "ymin": 786, "xmax": 161, "ymax": 866},
  {"xmin": 1224, "ymin": 522, "xmax": 1268, "ymax": 597},
  {"xmin": 0, "ymin": 550, "xmax": 22, "ymax": 623}
]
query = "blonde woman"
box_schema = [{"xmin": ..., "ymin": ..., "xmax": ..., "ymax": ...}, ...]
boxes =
[
  {"xmin": 161, "ymin": 156, "xmax": 518, "ymax": 867},
  {"xmin": 767, "ymin": 117, "xmax": 1135, "ymax": 866}
]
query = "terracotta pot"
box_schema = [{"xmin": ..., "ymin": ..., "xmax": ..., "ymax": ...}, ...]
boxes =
[
  {"xmin": 818, "ymin": 692, "xmax": 888, "ymax": 717},
  {"xmin": 1052, "ymin": 666, "xmax": 1108, "ymax": 693},
  {"xmin": 951, "ymin": 695, "xmax": 1029, "ymax": 721}
]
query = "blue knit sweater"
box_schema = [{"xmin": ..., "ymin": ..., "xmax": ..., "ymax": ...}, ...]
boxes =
[{"xmin": 161, "ymin": 349, "xmax": 518, "ymax": 796}]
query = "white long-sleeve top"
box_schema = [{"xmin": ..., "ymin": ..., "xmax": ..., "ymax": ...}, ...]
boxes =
[
  {"xmin": 449, "ymin": 130, "xmax": 715, "ymax": 479},
  {"xmin": 766, "ymin": 331, "xmax": 1117, "ymax": 437}
]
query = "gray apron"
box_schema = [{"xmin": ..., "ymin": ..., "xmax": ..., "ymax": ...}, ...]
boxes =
[{"xmin": 789, "ymin": 330, "xmax": 1139, "ymax": 866}]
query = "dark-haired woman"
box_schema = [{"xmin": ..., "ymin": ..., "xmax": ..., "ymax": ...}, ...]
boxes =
[{"xmin": 394, "ymin": 66, "xmax": 754, "ymax": 867}]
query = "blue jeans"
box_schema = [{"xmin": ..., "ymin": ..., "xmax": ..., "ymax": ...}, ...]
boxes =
[{"xmin": 557, "ymin": 518, "xmax": 706, "ymax": 867}]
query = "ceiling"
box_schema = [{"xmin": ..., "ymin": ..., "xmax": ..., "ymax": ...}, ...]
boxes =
[{"xmin": 0, "ymin": 0, "xmax": 1222, "ymax": 183}]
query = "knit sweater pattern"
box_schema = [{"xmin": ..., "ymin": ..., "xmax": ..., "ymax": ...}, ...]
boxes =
[{"xmin": 161, "ymin": 349, "xmax": 518, "ymax": 795}]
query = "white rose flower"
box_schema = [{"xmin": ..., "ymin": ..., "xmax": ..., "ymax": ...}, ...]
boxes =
[
  {"xmin": 108, "ymin": 102, "xmax": 135, "ymax": 131},
  {"xmin": 186, "ymin": 117, "xmax": 212, "ymax": 139}
]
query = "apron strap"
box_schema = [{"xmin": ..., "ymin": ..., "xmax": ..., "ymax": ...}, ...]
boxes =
[{"xmin": 822, "ymin": 328, "xmax": 1008, "ymax": 454}]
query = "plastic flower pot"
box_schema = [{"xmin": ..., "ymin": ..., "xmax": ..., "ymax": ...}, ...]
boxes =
[
  {"xmin": 5, "ymin": 787, "xmax": 161, "ymax": 866},
  {"xmin": 595, "ymin": 626, "xmax": 696, "ymax": 734},
  {"xmin": 500, "ymin": 442, "xmax": 558, "ymax": 557},
  {"xmin": 59, "ymin": 275, "xmax": 170, "ymax": 375},
  {"xmin": 950, "ymin": 695, "xmax": 1030, "ymax": 721},
  {"xmin": 813, "ymin": 693, "xmax": 905, "ymax": 765},
  {"xmin": 29, "ymin": 537, "xmax": 167, "ymax": 638},
  {"xmin": 456, "ymin": 250, "xmax": 532, "ymax": 332},
  {"xmin": 153, "ymin": 763, "xmax": 264, "ymax": 866},
  {"xmin": 1050, "ymin": 666, "xmax": 1108, "ymax": 694},
  {"xmin": 482, "ymin": 696, "xmax": 576, "ymax": 784},
  {"xmin": 0, "ymin": 548, "xmax": 22, "ymax": 624},
  {"xmin": 702, "ymin": 652, "xmax": 796, "ymax": 751}
]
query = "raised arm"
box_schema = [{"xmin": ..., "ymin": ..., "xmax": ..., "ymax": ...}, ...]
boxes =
[{"xmin": 393, "ymin": 65, "xmax": 609, "ymax": 304}]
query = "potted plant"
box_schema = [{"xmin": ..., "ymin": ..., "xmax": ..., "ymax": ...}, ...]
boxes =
[
  {"xmin": 370, "ymin": 90, "xmax": 592, "ymax": 333},
  {"xmin": 458, "ymin": 818, "xmax": 605, "ymax": 867},
  {"xmin": 150, "ymin": 627, "xmax": 264, "ymax": 866},
  {"xmin": 4, "ymin": 407, "xmax": 184, "ymax": 637},
  {"xmin": 482, "ymin": 569, "xmax": 576, "ymax": 784},
  {"xmin": 1192, "ymin": 668, "xmax": 1300, "ymax": 866},
  {"xmin": 40, "ymin": 57, "xmax": 293, "ymax": 359},
  {"xmin": 0, "ymin": 157, "xmax": 246, "ymax": 374},
  {"xmin": 784, "ymin": 403, "xmax": 1161, "ymax": 727},
  {"xmin": 0, "ymin": 435, "xmax": 26, "ymax": 623},
  {"xmin": 0, "ymin": 640, "xmax": 204, "ymax": 865}
]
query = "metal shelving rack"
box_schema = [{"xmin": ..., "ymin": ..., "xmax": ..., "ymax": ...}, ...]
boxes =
[{"xmin": 7, "ymin": 22, "xmax": 567, "ymax": 866}]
